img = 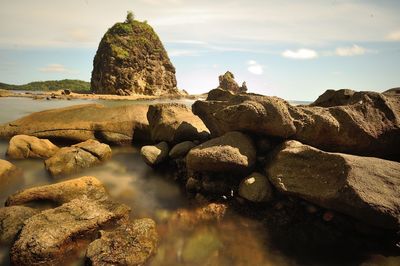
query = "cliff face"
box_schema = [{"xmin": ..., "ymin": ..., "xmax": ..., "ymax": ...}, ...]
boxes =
[{"xmin": 91, "ymin": 19, "xmax": 178, "ymax": 96}]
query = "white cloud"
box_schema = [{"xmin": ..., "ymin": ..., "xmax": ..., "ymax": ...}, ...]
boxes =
[
  {"xmin": 335, "ymin": 44, "xmax": 366, "ymax": 56},
  {"xmin": 38, "ymin": 64, "xmax": 70, "ymax": 73},
  {"xmin": 387, "ymin": 31, "xmax": 400, "ymax": 41},
  {"xmin": 247, "ymin": 60, "xmax": 263, "ymax": 75},
  {"xmin": 282, "ymin": 49, "xmax": 318, "ymax": 59},
  {"xmin": 168, "ymin": 49, "xmax": 202, "ymax": 57}
]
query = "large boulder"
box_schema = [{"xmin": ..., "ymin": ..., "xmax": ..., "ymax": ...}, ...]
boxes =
[
  {"xmin": 0, "ymin": 159, "xmax": 18, "ymax": 182},
  {"xmin": 86, "ymin": 218, "xmax": 158, "ymax": 266},
  {"xmin": 6, "ymin": 176, "xmax": 108, "ymax": 206},
  {"xmin": 6, "ymin": 134, "xmax": 59, "ymax": 159},
  {"xmin": 44, "ymin": 139, "xmax": 112, "ymax": 177},
  {"xmin": 10, "ymin": 197, "xmax": 130, "ymax": 266},
  {"xmin": 193, "ymin": 92, "xmax": 400, "ymax": 160},
  {"xmin": 147, "ymin": 103, "xmax": 210, "ymax": 143},
  {"xmin": 266, "ymin": 140, "xmax": 400, "ymax": 229},
  {"xmin": 140, "ymin": 141, "xmax": 169, "ymax": 166},
  {"xmin": 186, "ymin": 131, "xmax": 256, "ymax": 173},
  {"xmin": 0, "ymin": 206, "xmax": 39, "ymax": 243},
  {"xmin": 91, "ymin": 15, "xmax": 179, "ymax": 96},
  {"xmin": 0, "ymin": 104, "xmax": 150, "ymax": 145}
]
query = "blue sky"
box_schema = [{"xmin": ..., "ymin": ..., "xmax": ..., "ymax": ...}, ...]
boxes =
[{"xmin": 0, "ymin": 0, "xmax": 399, "ymax": 100}]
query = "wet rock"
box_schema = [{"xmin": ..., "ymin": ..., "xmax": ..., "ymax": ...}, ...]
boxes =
[
  {"xmin": 44, "ymin": 139, "xmax": 112, "ymax": 177},
  {"xmin": 186, "ymin": 131, "xmax": 256, "ymax": 173},
  {"xmin": 206, "ymin": 88, "xmax": 235, "ymax": 101},
  {"xmin": 86, "ymin": 218, "xmax": 158, "ymax": 266},
  {"xmin": 0, "ymin": 206, "xmax": 38, "ymax": 244},
  {"xmin": 147, "ymin": 103, "xmax": 210, "ymax": 143},
  {"xmin": 193, "ymin": 92, "xmax": 400, "ymax": 159},
  {"xmin": 10, "ymin": 197, "xmax": 130, "ymax": 266},
  {"xmin": 6, "ymin": 134, "xmax": 59, "ymax": 159},
  {"xmin": 238, "ymin": 172, "xmax": 273, "ymax": 203},
  {"xmin": 140, "ymin": 141, "xmax": 169, "ymax": 166},
  {"xmin": 6, "ymin": 176, "xmax": 108, "ymax": 206},
  {"xmin": 0, "ymin": 159, "xmax": 18, "ymax": 182},
  {"xmin": 0, "ymin": 104, "xmax": 150, "ymax": 145},
  {"xmin": 169, "ymin": 141, "xmax": 196, "ymax": 159},
  {"xmin": 266, "ymin": 140, "xmax": 400, "ymax": 229}
]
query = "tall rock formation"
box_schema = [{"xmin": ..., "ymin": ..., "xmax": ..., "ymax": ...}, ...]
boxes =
[{"xmin": 91, "ymin": 13, "xmax": 178, "ymax": 96}]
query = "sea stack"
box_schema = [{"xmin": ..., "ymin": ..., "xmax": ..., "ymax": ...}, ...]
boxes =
[{"xmin": 91, "ymin": 12, "xmax": 178, "ymax": 96}]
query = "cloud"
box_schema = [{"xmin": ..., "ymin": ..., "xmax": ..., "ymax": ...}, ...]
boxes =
[
  {"xmin": 38, "ymin": 64, "xmax": 70, "ymax": 73},
  {"xmin": 247, "ymin": 60, "xmax": 263, "ymax": 75},
  {"xmin": 168, "ymin": 49, "xmax": 202, "ymax": 57},
  {"xmin": 387, "ymin": 31, "xmax": 400, "ymax": 41},
  {"xmin": 282, "ymin": 49, "xmax": 318, "ymax": 59},
  {"xmin": 335, "ymin": 44, "xmax": 366, "ymax": 56}
]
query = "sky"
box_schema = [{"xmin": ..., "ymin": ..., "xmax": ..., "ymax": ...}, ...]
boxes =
[{"xmin": 0, "ymin": 0, "xmax": 399, "ymax": 101}]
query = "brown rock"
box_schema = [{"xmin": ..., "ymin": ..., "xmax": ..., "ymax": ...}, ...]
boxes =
[
  {"xmin": 217, "ymin": 71, "xmax": 247, "ymax": 94},
  {"xmin": 169, "ymin": 141, "xmax": 196, "ymax": 159},
  {"xmin": 0, "ymin": 206, "xmax": 39, "ymax": 243},
  {"xmin": 309, "ymin": 89, "xmax": 355, "ymax": 107},
  {"xmin": 0, "ymin": 159, "xmax": 18, "ymax": 182},
  {"xmin": 6, "ymin": 134, "xmax": 59, "ymax": 159},
  {"xmin": 140, "ymin": 141, "xmax": 169, "ymax": 166},
  {"xmin": 238, "ymin": 172, "xmax": 273, "ymax": 203},
  {"xmin": 206, "ymin": 88, "xmax": 234, "ymax": 101}
]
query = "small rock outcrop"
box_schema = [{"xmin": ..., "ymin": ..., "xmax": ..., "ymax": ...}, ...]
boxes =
[
  {"xmin": 6, "ymin": 135, "xmax": 59, "ymax": 159},
  {"xmin": 266, "ymin": 140, "xmax": 400, "ymax": 229},
  {"xmin": 44, "ymin": 140, "xmax": 112, "ymax": 177},
  {"xmin": 147, "ymin": 103, "xmax": 210, "ymax": 143},
  {"xmin": 91, "ymin": 14, "xmax": 179, "ymax": 96},
  {"xmin": 217, "ymin": 71, "xmax": 247, "ymax": 94},
  {"xmin": 0, "ymin": 206, "xmax": 39, "ymax": 243},
  {"xmin": 0, "ymin": 104, "xmax": 150, "ymax": 145},
  {"xmin": 140, "ymin": 141, "xmax": 169, "ymax": 166},
  {"xmin": 238, "ymin": 172, "xmax": 273, "ymax": 203},
  {"xmin": 86, "ymin": 218, "xmax": 158, "ymax": 266},
  {"xmin": 186, "ymin": 131, "xmax": 256, "ymax": 173}
]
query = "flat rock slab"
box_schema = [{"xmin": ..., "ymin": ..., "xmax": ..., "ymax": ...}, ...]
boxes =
[
  {"xmin": 86, "ymin": 218, "xmax": 158, "ymax": 266},
  {"xmin": 6, "ymin": 134, "xmax": 59, "ymax": 159},
  {"xmin": 0, "ymin": 104, "xmax": 150, "ymax": 145},
  {"xmin": 266, "ymin": 140, "xmax": 400, "ymax": 229},
  {"xmin": 11, "ymin": 197, "xmax": 130, "ymax": 266},
  {"xmin": 44, "ymin": 139, "xmax": 111, "ymax": 177}
]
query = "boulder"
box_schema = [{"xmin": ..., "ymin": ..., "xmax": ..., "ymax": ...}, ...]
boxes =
[
  {"xmin": 10, "ymin": 197, "xmax": 130, "ymax": 266},
  {"xmin": 0, "ymin": 104, "xmax": 150, "ymax": 145},
  {"xmin": 309, "ymin": 89, "xmax": 355, "ymax": 107},
  {"xmin": 0, "ymin": 159, "xmax": 18, "ymax": 182},
  {"xmin": 266, "ymin": 140, "xmax": 400, "ymax": 229},
  {"xmin": 169, "ymin": 141, "xmax": 196, "ymax": 159},
  {"xmin": 44, "ymin": 139, "xmax": 112, "ymax": 177},
  {"xmin": 6, "ymin": 135, "xmax": 59, "ymax": 159},
  {"xmin": 238, "ymin": 172, "xmax": 273, "ymax": 203},
  {"xmin": 147, "ymin": 103, "xmax": 210, "ymax": 143},
  {"xmin": 6, "ymin": 176, "xmax": 108, "ymax": 206},
  {"xmin": 0, "ymin": 206, "xmax": 39, "ymax": 243},
  {"xmin": 140, "ymin": 141, "xmax": 169, "ymax": 166},
  {"xmin": 186, "ymin": 131, "xmax": 256, "ymax": 173},
  {"xmin": 206, "ymin": 88, "xmax": 234, "ymax": 101},
  {"xmin": 193, "ymin": 92, "xmax": 400, "ymax": 160},
  {"xmin": 91, "ymin": 14, "xmax": 179, "ymax": 96},
  {"xmin": 86, "ymin": 218, "xmax": 158, "ymax": 266}
]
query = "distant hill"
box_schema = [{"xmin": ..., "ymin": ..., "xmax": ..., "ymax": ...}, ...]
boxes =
[{"xmin": 0, "ymin": 79, "xmax": 91, "ymax": 92}]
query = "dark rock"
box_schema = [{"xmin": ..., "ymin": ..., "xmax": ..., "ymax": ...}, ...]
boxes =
[
  {"xmin": 6, "ymin": 134, "xmax": 59, "ymax": 159},
  {"xmin": 86, "ymin": 219, "xmax": 158, "ymax": 266},
  {"xmin": 169, "ymin": 141, "xmax": 196, "ymax": 159},
  {"xmin": 383, "ymin": 87, "xmax": 400, "ymax": 96},
  {"xmin": 266, "ymin": 140, "xmax": 400, "ymax": 229},
  {"xmin": 140, "ymin": 141, "xmax": 169, "ymax": 166},
  {"xmin": 238, "ymin": 172, "xmax": 273, "ymax": 203},
  {"xmin": 310, "ymin": 89, "xmax": 355, "ymax": 107}
]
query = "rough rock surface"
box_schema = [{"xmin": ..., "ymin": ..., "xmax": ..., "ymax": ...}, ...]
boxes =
[
  {"xmin": 140, "ymin": 141, "xmax": 169, "ymax": 166},
  {"xmin": 10, "ymin": 197, "xmax": 130, "ymax": 266},
  {"xmin": 206, "ymin": 88, "xmax": 235, "ymax": 101},
  {"xmin": 6, "ymin": 134, "xmax": 59, "ymax": 159},
  {"xmin": 193, "ymin": 92, "xmax": 400, "ymax": 160},
  {"xmin": 238, "ymin": 172, "xmax": 273, "ymax": 202},
  {"xmin": 0, "ymin": 159, "xmax": 18, "ymax": 182},
  {"xmin": 0, "ymin": 206, "xmax": 38, "ymax": 243},
  {"xmin": 266, "ymin": 140, "xmax": 400, "ymax": 229},
  {"xmin": 86, "ymin": 218, "xmax": 158, "ymax": 266},
  {"xmin": 217, "ymin": 71, "xmax": 247, "ymax": 94},
  {"xmin": 309, "ymin": 89, "xmax": 356, "ymax": 107},
  {"xmin": 0, "ymin": 104, "xmax": 150, "ymax": 145},
  {"xmin": 147, "ymin": 103, "xmax": 210, "ymax": 143},
  {"xmin": 6, "ymin": 176, "xmax": 108, "ymax": 206},
  {"xmin": 44, "ymin": 139, "xmax": 112, "ymax": 177},
  {"xmin": 169, "ymin": 141, "xmax": 196, "ymax": 159},
  {"xmin": 186, "ymin": 131, "xmax": 256, "ymax": 173},
  {"xmin": 91, "ymin": 17, "xmax": 178, "ymax": 96}
]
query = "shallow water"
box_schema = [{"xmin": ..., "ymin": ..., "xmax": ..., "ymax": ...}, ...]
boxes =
[{"xmin": 0, "ymin": 97, "xmax": 398, "ymax": 266}]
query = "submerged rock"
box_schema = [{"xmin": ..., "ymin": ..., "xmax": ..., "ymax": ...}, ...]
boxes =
[
  {"xmin": 266, "ymin": 140, "xmax": 400, "ymax": 229},
  {"xmin": 91, "ymin": 14, "xmax": 178, "ymax": 96},
  {"xmin": 44, "ymin": 139, "xmax": 111, "ymax": 177},
  {"xmin": 147, "ymin": 103, "xmax": 210, "ymax": 143},
  {"xmin": 10, "ymin": 197, "xmax": 130, "ymax": 266},
  {"xmin": 186, "ymin": 131, "xmax": 256, "ymax": 173},
  {"xmin": 169, "ymin": 141, "xmax": 196, "ymax": 159},
  {"xmin": 193, "ymin": 92, "xmax": 400, "ymax": 160},
  {"xmin": 0, "ymin": 159, "xmax": 18, "ymax": 182},
  {"xmin": 6, "ymin": 176, "xmax": 108, "ymax": 206},
  {"xmin": 169, "ymin": 203, "xmax": 227, "ymax": 228},
  {"xmin": 6, "ymin": 134, "xmax": 59, "ymax": 159},
  {"xmin": 0, "ymin": 104, "xmax": 150, "ymax": 145},
  {"xmin": 86, "ymin": 218, "xmax": 158, "ymax": 266},
  {"xmin": 140, "ymin": 141, "xmax": 169, "ymax": 166},
  {"xmin": 182, "ymin": 228, "xmax": 222, "ymax": 264},
  {"xmin": 0, "ymin": 206, "xmax": 38, "ymax": 244},
  {"xmin": 239, "ymin": 172, "xmax": 273, "ymax": 203}
]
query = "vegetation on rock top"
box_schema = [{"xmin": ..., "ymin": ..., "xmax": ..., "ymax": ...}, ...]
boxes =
[{"xmin": 0, "ymin": 79, "xmax": 91, "ymax": 92}]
